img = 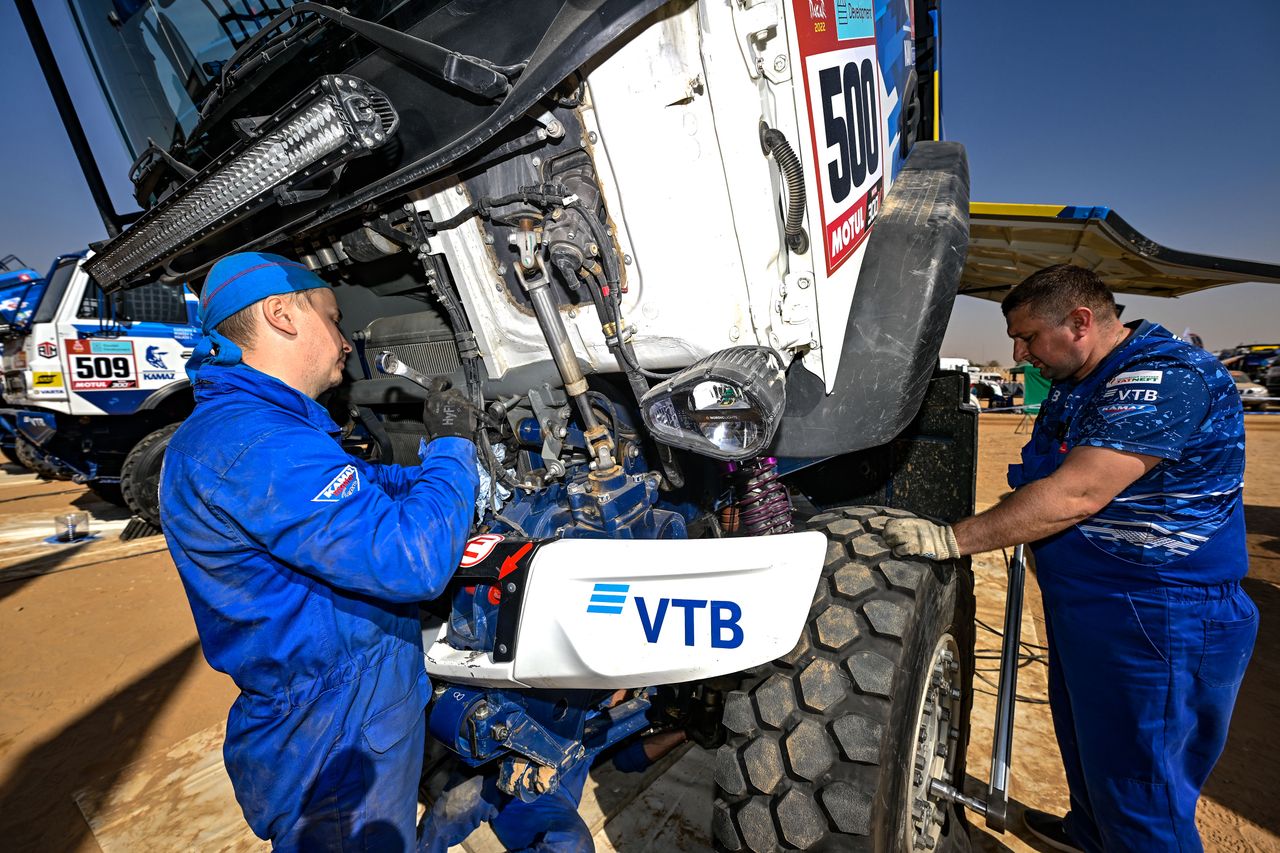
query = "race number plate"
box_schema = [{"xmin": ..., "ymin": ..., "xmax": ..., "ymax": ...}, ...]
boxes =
[
  {"xmin": 65, "ymin": 338, "xmax": 138, "ymax": 390},
  {"xmin": 794, "ymin": 0, "xmax": 884, "ymax": 275}
]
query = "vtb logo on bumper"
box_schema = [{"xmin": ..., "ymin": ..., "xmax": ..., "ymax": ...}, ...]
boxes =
[{"xmin": 587, "ymin": 582, "xmax": 743, "ymax": 649}]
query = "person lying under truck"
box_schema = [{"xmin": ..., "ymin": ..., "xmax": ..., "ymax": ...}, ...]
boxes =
[
  {"xmin": 160, "ymin": 252, "xmax": 480, "ymax": 851},
  {"xmin": 885, "ymin": 264, "xmax": 1257, "ymax": 852}
]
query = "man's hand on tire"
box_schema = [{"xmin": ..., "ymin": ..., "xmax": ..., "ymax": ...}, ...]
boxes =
[
  {"xmin": 422, "ymin": 380, "xmax": 476, "ymax": 441},
  {"xmin": 883, "ymin": 518, "xmax": 961, "ymax": 560}
]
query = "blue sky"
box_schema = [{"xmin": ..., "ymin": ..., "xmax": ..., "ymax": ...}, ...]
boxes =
[{"xmin": 1, "ymin": 1, "xmax": 1277, "ymax": 363}]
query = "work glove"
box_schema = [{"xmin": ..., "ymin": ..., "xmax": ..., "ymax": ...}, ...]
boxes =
[
  {"xmin": 422, "ymin": 379, "xmax": 477, "ymax": 441},
  {"xmin": 883, "ymin": 518, "xmax": 961, "ymax": 561}
]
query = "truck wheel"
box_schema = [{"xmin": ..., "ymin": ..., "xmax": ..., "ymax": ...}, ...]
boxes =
[
  {"xmin": 15, "ymin": 436, "xmax": 72, "ymax": 480},
  {"xmin": 714, "ymin": 507, "xmax": 975, "ymax": 852},
  {"xmin": 121, "ymin": 423, "xmax": 180, "ymax": 527}
]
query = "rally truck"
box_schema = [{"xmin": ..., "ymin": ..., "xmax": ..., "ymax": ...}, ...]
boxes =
[
  {"xmin": 0, "ymin": 251, "xmax": 200, "ymax": 528},
  {"xmin": 23, "ymin": 0, "xmax": 1280, "ymax": 849}
]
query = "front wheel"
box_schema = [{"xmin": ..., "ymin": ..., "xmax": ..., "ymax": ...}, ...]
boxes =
[
  {"xmin": 121, "ymin": 423, "xmax": 181, "ymax": 527},
  {"xmin": 713, "ymin": 507, "xmax": 975, "ymax": 852},
  {"xmin": 15, "ymin": 436, "xmax": 72, "ymax": 480}
]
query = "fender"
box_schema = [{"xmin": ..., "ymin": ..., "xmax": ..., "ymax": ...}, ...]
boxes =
[
  {"xmin": 773, "ymin": 142, "xmax": 970, "ymax": 456},
  {"xmin": 136, "ymin": 379, "xmax": 193, "ymax": 412}
]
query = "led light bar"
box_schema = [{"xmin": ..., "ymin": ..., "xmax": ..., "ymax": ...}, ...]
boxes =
[{"xmin": 86, "ymin": 75, "xmax": 399, "ymax": 289}]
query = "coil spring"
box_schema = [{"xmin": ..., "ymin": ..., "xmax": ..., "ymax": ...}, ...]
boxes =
[{"xmin": 734, "ymin": 456, "xmax": 794, "ymax": 535}]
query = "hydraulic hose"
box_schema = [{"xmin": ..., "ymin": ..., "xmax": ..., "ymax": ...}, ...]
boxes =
[{"xmin": 761, "ymin": 126, "xmax": 809, "ymax": 254}]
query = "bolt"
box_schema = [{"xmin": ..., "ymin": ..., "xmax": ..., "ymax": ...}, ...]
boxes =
[
  {"xmin": 568, "ymin": 307, "xmax": 577, "ymax": 318},
  {"xmin": 557, "ymin": 426, "xmax": 568, "ymax": 438},
  {"xmin": 532, "ymin": 156, "xmax": 542, "ymax": 167},
  {"xmin": 950, "ymin": 688, "xmax": 962, "ymax": 701},
  {"xmin": 536, "ymin": 129, "xmax": 548, "ymax": 141},
  {"xmin": 797, "ymin": 276, "xmax": 811, "ymax": 289},
  {"xmin": 935, "ymin": 742, "xmax": 948, "ymax": 757},
  {"xmin": 495, "ymin": 282, "xmax": 504, "ymax": 292},
  {"xmin": 623, "ymin": 254, "xmax": 633, "ymax": 265},
  {"xmin": 455, "ymin": 185, "xmax": 465, "ymax": 194},
  {"xmin": 484, "ymin": 233, "xmax": 495, "ymax": 245},
  {"xmin": 729, "ymin": 325, "xmax": 740, "ymax": 342},
  {"xmin": 588, "ymin": 131, "xmax": 599, "ymax": 144},
  {"xmin": 552, "ymin": 208, "xmax": 564, "ymax": 220},
  {"xmin": 588, "ymin": 243, "xmax": 599, "ymax": 255},
  {"xmin": 567, "ymin": 231, "xmax": 576, "ymax": 240},
  {"xmin": 474, "ymin": 703, "xmax": 492, "ymax": 719},
  {"xmin": 497, "ymin": 263, "xmax": 508, "ymax": 275},
  {"xmin": 498, "ymin": 643, "xmax": 508, "ymax": 654},
  {"xmin": 419, "ymin": 243, "xmax": 430, "ymax": 253},
  {"xmin": 772, "ymin": 55, "xmax": 787, "ymax": 72},
  {"xmin": 492, "ymin": 724, "xmax": 510, "ymax": 741},
  {"xmin": 505, "ymin": 582, "xmax": 517, "ymax": 593},
  {"xmin": 913, "ymin": 770, "xmax": 923, "ymax": 786},
  {"xmin": 949, "ymin": 727, "xmax": 961, "ymax": 740}
]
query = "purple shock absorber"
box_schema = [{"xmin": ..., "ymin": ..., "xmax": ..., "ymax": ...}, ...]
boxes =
[{"xmin": 735, "ymin": 456, "xmax": 794, "ymax": 535}]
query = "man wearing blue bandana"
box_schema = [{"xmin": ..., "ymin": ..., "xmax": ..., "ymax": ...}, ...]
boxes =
[
  {"xmin": 885, "ymin": 265, "xmax": 1256, "ymax": 852},
  {"xmin": 160, "ymin": 252, "xmax": 479, "ymax": 850}
]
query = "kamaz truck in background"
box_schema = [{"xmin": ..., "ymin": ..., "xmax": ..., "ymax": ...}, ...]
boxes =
[
  {"xmin": 18, "ymin": 1, "xmax": 1280, "ymax": 850},
  {"xmin": 0, "ymin": 252, "xmax": 199, "ymax": 526}
]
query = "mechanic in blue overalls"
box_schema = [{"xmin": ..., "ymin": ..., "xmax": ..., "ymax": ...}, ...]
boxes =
[
  {"xmin": 160, "ymin": 252, "xmax": 480, "ymax": 851},
  {"xmin": 885, "ymin": 264, "xmax": 1257, "ymax": 851}
]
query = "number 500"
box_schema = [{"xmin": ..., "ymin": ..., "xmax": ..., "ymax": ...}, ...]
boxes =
[{"xmin": 819, "ymin": 59, "xmax": 880, "ymax": 204}]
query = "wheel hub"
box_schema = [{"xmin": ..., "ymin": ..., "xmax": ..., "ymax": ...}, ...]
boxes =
[{"xmin": 905, "ymin": 633, "xmax": 963, "ymax": 850}]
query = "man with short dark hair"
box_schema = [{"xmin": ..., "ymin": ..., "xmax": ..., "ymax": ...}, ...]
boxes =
[
  {"xmin": 161, "ymin": 252, "xmax": 479, "ymax": 850},
  {"xmin": 885, "ymin": 263, "xmax": 1256, "ymax": 851}
]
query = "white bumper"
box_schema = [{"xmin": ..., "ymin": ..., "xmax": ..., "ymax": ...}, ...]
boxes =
[{"xmin": 424, "ymin": 531, "xmax": 826, "ymax": 689}]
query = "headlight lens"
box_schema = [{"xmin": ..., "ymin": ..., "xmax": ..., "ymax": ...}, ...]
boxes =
[{"xmin": 640, "ymin": 347, "xmax": 786, "ymax": 460}]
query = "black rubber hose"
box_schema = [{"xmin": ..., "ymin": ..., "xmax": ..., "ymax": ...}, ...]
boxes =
[{"xmin": 761, "ymin": 126, "xmax": 809, "ymax": 254}]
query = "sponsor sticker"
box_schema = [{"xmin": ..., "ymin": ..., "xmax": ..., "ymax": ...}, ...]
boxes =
[
  {"xmin": 1107, "ymin": 370, "xmax": 1163, "ymax": 388},
  {"xmin": 794, "ymin": 0, "xmax": 884, "ymax": 275},
  {"xmin": 31, "ymin": 371, "xmax": 62, "ymax": 388},
  {"xmin": 66, "ymin": 339, "xmax": 138, "ymax": 391},
  {"xmin": 834, "ymin": 0, "xmax": 875, "ymax": 40},
  {"xmin": 586, "ymin": 582, "xmax": 630, "ymax": 614},
  {"xmin": 313, "ymin": 465, "xmax": 360, "ymax": 502},
  {"xmin": 36, "ymin": 341, "xmax": 56, "ymax": 359},
  {"xmin": 1098, "ymin": 403, "xmax": 1157, "ymax": 422},
  {"xmin": 459, "ymin": 533, "xmax": 505, "ymax": 568}
]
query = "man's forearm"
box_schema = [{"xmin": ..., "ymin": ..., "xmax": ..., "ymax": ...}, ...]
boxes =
[{"xmin": 952, "ymin": 478, "xmax": 1097, "ymax": 555}]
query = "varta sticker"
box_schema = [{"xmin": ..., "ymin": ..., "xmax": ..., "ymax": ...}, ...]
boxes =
[
  {"xmin": 312, "ymin": 465, "xmax": 360, "ymax": 502},
  {"xmin": 1098, "ymin": 403, "xmax": 1157, "ymax": 422},
  {"xmin": 1107, "ymin": 370, "xmax": 1163, "ymax": 388}
]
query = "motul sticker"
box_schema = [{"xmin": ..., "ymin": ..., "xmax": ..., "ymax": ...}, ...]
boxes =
[
  {"xmin": 313, "ymin": 465, "xmax": 360, "ymax": 502},
  {"xmin": 460, "ymin": 534, "xmax": 505, "ymax": 568},
  {"xmin": 794, "ymin": 0, "xmax": 884, "ymax": 275}
]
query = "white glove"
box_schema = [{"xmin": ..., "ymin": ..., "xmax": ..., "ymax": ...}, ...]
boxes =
[{"xmin": 883, "ymin": 518, "xmax": 961, "ymax": 560}]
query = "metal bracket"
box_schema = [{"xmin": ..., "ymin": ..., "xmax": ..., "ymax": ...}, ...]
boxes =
[
  {"xmin": 730, "ymin": 0, "xmax": 781, "ymax": 80},
  {"xmin": 928, "ymin": 543, "xmax": 1026, "ymax": 832}
]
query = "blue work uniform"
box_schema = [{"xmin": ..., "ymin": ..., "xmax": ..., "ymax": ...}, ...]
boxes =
[
  {"xmin": 161, "ymin": 362, "xmax": 478, "ymax": 850},
  {"xmin": 1008, "ymin": 321, "xmax": 1257, "ymax": 851}
]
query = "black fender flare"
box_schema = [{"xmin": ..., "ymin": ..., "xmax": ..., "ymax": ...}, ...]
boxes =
[
  {"xmin": 137, "ymin": 380, "xmax": 194, "ymax": 413},
  {"xmin": 772, "ymin": 142, "xmax": 970, "ymax": 457}
]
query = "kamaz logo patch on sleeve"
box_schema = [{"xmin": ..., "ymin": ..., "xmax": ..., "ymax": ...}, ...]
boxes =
[
  {"xmin": 312, "ymin": 465, "xmax": 360, "ymax": 502},
  {"xmin": 1107, "ymin": 370, "xmax": 1163, "ymax": 388},
  {"xmin": 1098, "ymin": 403, "xmax": 1157, "ymax": 422}
]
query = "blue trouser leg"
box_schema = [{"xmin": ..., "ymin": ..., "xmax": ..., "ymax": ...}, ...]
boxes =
[
  {"xmin": 273, "ymin": 709, "xmax": 427, "ymax": 852},
  {"xmin": 1041, "ymin": 583, "xmax": 1256, "ymax": 852},
  {"xmin": 420, "ymin": 761, "xmax": 593, "ymax": 852}
]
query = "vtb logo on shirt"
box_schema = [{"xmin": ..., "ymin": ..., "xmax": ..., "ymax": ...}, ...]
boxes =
[{"xmin": 313, "ymin": 465, "xmax": 360, "ymax": 502}]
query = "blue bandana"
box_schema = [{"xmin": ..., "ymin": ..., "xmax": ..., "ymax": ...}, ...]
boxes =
[{"xmin": 187, "ymin": 252, "xmax": 329, "ymax": 382}]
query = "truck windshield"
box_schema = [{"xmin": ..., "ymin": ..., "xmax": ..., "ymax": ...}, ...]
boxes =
[
  {"xmin": 31, "ymin": 260, "xmax": 80, "ymax": 326},
  {"xmin": 65, "ymin": 0, "xmax": 300, "ymax": 159}
]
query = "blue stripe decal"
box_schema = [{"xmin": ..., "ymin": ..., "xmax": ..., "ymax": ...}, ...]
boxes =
[
  {"xmin": 587, "ymin": 605, "xmax": 625, "ymax": 614},
  {"xmin": 589, "ymin": 593, "xmax": 627, "ymax": 604},
  {"xmin": 1056, "ymin": 205, "xmax": 1111, "ymax": 221},
  {"xmin": 592, "ymin": 583, "xmax": 630, "ymax": 592}
]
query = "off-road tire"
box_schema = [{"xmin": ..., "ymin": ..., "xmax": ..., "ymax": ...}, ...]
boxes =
[
  {"xmin": 121, "ymin": 423, "xmax": 180, "ymax": 527},
  {"xmin": 15, "ymin": 436, "xmax": 71, "ymax": 480},
  {"xmin": 713, "ymin": 507, "xmax": 975, "ymax": 852}
]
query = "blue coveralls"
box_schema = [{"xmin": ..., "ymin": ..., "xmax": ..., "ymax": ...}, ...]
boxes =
[
  {"xmin": 161, "ymin": 362, "xmax": 479, "ymax": 850},
  {"xmin": 1008, "ymin": 321, "xmax": 1258, "ymax": 851}
]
